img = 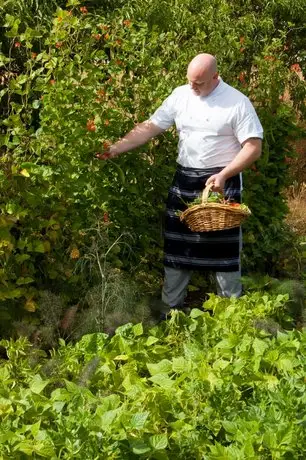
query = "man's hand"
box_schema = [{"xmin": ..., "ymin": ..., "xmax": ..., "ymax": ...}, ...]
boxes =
[
  {"xmin": 95, "ymin": 143, "xmax": 118, "ymax": 161},
  {"xmin": 95, "ymin": 151, "xmax": 112, "ymax": 160},
  {"xmin": 95, "ymin": 152, "xmax": 109, "ymax": 160},
  {"xmin": 206, "ymin": 173, "xmax": 226, "ymax": 193},
  {"xmin": 206, "ymin": 139, "xmax": 262, "ymax": 192}
]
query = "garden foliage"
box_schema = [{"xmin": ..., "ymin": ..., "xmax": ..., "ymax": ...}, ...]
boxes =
[
  {"xmin": 0, "ymin": 0, "xmax": 305, "ymax": 318},
  {"xmin": 0, "ymin": 293, "xmax": 305, "ymax": 458}
]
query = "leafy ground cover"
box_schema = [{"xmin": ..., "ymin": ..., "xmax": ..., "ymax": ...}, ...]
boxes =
[{"xmin": 1, "ymin": 293, "xmax": 305, "ymax": 459}]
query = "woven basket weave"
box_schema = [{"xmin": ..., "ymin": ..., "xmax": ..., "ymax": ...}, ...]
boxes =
[{"xmin": 180, "ymin": 183, "xmax": 251, "ymax": 232}]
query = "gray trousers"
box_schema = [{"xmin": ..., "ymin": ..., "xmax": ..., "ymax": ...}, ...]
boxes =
[
  {"xmin": 162, "ymin": 266, "xmax": 242, "ymax": 307},
  {"xmin": 162, "ymin": 229, "xmax": 243, "ymax": 306}
]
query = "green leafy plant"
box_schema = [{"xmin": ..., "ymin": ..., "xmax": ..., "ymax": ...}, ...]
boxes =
[
  {"xmin": 1, "ymin": 292, "xmax": 305, "ymax": 458},
  {"xmin": 242, "ymin": 273, "xmax": 306, "ymax": 327}
]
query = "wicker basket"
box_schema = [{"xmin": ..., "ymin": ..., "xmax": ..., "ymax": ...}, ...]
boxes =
[{"xmin": 180, "ymin": 183, "xmax": 251, "ymax": 232}]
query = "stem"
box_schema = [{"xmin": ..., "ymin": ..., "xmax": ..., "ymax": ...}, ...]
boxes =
[
  {"xmin": 104, "ymin": 235, "xmax": 123, "ymax": 258},
  {"xmin": 95, "ymin": 247, "xmax": 106, "ymax": 330}
]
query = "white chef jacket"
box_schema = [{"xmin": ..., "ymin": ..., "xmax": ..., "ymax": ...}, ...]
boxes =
[{"xmin": 150, "ymin": 78, "xmax": 263, "ymax": 168}]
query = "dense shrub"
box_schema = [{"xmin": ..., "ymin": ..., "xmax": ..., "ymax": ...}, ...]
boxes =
[{"xmin": 0, "ymin": 0, "xmax": 305, "ymax": 322}]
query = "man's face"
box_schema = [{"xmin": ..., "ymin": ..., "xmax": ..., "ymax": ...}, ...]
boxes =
[{"xmin": 187, "ymin": 69, "xmax": 219, "ymax": 97}]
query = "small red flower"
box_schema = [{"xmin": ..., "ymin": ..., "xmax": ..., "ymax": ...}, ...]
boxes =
[
  {"xmin": 92, "ymin": 33, "xmax": 101, "ymax": 40},
  {"xmin": 97, "ymin": 89, "xmax": 105, "ymax": 97},
  {"xmin": 86, "ymin": 119, "xmax": 96, "ymax": 131},
  {"xmin": 123, "ymin": 20, "xmax": 131, "ymax": 27},
  {"xmin": 99, "ymin": 24, "xmax": 109, "ymax": 31},
  {"xmin": 103, "ymin": 212, "xmax": 109, "ymax": 222},
  {"xmin": 239, "ymin": 36, "xmax": 245, "ymax": 44},
  {"xmin": 290, "ymin": 63, "xmax": 301, "ymax": 73},
  {"xmin": 238, "ymin": 71, "xmax": 246, "ymax": 83},
  {"xmin": 55, "ymin": 42, "xmax": 63, "ymax": 48},
  {"xmin": 80, "ymin": 6, "xmax": 88, "ymax": 14},
  {"xmin": 104, "ymin": 33, "xmax": 110, "ymax": 40},
  {"xmin": 14, "ymin": 42, "xmax": 21, "ymax": 48},
  {"xmin": 31, "ymin": 52, "xmax": 37, "ymax": 59},
  {"xmin": 50, "ymin": 79, "xmax": 56, "ymax": 85},
  {"xmin": 264, "ymin": 55, "xmax": 275, "ymax": 62}
]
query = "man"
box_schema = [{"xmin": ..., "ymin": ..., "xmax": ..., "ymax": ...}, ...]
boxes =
[{"xmin": 96, "ymin": 53, "xmax": 263, "ymax": 313}]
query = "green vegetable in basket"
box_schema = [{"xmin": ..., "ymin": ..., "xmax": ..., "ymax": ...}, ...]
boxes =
[{"xmin": 207, "ymin": 192, "xmax": 223, "ymax": 203}]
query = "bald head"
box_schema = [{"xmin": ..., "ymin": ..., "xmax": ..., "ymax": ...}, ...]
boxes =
[
  {"xmin": 188, "ymin": 54, "xmax": 217, "ymax": 76},
  {"xmin": 187, "ymin": 54, "xmax": 219, "ymax": 97}
]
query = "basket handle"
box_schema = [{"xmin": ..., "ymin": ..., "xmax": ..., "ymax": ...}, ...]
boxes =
[{"xmin": 201, "ymin": 182, "xmax": 215, "ymax": 203}]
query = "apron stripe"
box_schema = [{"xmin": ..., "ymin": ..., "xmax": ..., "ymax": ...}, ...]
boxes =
[{"xmin": 163, "ymin": 164, "xmax": 241, "ymax": 272}]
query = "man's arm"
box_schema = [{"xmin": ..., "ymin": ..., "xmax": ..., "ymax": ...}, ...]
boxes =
[
  {"xmin": 206, "ymin": 138, "xmax": 262, "ymax": 192},
  {"xmin": 96, "ymin": 120, "xmax": 165, "ymax": 159}
]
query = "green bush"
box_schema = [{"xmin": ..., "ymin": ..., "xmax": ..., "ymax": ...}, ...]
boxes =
[
  {"xmin": 1, "ymin": 293, "xmax": 305, "ymax": 458},
  {"xmin": 0, "ymin": 0, "xmax": 305, "ymax": 319}
]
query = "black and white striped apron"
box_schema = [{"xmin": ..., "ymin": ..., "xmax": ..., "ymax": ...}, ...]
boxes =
[{"xmin": 164, "ymin": 165, "xmax": 241, "ymax": 272}]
